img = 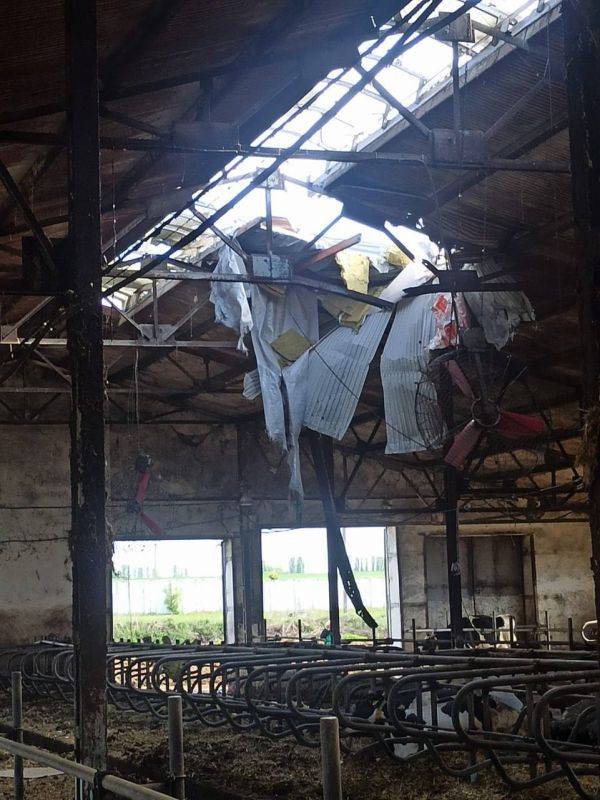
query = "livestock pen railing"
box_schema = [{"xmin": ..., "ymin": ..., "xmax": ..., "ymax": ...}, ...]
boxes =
[
  {"xmin": 1, "ymin": 641, "xmax": 600, "ymax": 799},
  {"xmin": 1, "ymin": 669, "xmax": 186, "ymax": 799}
]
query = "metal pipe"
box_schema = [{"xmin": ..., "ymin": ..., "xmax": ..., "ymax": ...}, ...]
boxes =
[
  {"xmin": 320, "ymin": 716, "xmax": 342, "ymax": 800},
  {"xmin": 0, "ymin": 130, "xmax": 572, "ymax": 173},
  {"xmin": 11, "ymin": 671, "xmax": 23, "ymax": 800},
  {"xmin": 0, "ymin": 736, "xmax": 176, "ymax": 800},
  {"xmin": 168, "ymin": 695, "xmax": 185, "ymax": 800}
]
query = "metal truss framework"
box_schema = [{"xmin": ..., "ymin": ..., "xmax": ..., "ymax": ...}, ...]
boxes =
[
  {"xmin": 0, "ymin": 0, "xmax": 583, "ymax": 520},
  {"xmin": 0, "ymin": 4, "xmax": 593, "ymax": 761}
]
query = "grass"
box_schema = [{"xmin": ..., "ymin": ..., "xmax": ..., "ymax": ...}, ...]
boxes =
[
  {"xmin": 113, "ymin": 607, "xmax": 388, "ymax": 643},
  {"xmin": 113, "ymin": 611, "xmax": 224, "ymax": 643},
  {"xmin": 265, "ymin": 608, "xmax": 387, "ymax": 640}
]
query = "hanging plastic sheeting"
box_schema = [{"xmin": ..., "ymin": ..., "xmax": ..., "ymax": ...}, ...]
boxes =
[
  {"xmin": 381, "ymin": 293, "xmax": 440, "ymax": 454},
  {"xmin": 303, "ymin": 310, "xmax": 392, "ymax": 438},
  {"xmin": 281, "ymin": 257, "xmax": 436, "ymax": 495},
  {"xmin": 209, "ymin": 247, "xmax": 253, "ymax": 352},
  {"xmin": 377, "ymin": 258, "xmax": 436, "ymax": 303},
  {"xmin": 463, "ymin": 258, "xmax": 535, "ymax": 349},
  {"xmin": 282, "ymin": 351, "xmax": 310, "ymax": 496},
  {"xmin": 250, "ymin": 284, "xmax": 319, "ymax": 448}
]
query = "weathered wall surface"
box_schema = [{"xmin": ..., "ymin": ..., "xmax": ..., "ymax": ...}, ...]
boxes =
[
  {"xmin": 396, "ymin": 521, "xmax": 594, "ymax": 644},
  {"xmin": 0, "ymin": 429, "xmax": 71, "ymax": 645},
  {"xmin": 532, "ymin": 523, "xmax": 593, "ymax": 638},
  {"xmin": 0, "ymin": 422, "xmax": 594, "ymax": 645},
  {"xmin": 0, "ymin": 421, "xmax": 409, "ymax": 644}
]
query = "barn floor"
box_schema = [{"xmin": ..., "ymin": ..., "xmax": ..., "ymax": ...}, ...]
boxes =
[{"xmin": 0, "ymin": 696, "xmax": 594, "ymax": 800}]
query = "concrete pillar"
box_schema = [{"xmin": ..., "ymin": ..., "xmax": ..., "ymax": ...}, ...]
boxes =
[
  {"xmin": 239, "ymin": 501, "xmax": 264, "ymax": 643},
  {"xmin": 384, "ymin": 527, "xmax": 402, "ymax": 641},
  {"xmin": 222, "ymin": 539, "xmax": 236, "ymax": 644},
  {"xmin": 396, "ymin": 525, "xmax": 428, "ymax": 643}
]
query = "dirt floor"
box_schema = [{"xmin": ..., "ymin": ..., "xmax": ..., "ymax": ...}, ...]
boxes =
[{"xmin": 0, "ymin": 696, "xmax": 596, "ymax": 800}]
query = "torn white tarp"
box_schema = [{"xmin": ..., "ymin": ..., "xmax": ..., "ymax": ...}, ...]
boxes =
[
  {"xmin": 282, "ymin": 351, "xmax": 310, "ymax": 496},
  {"xmin": 381, "ymin": 293, "xmax": 440, "ymax": 454},
  {"xmin": 302, "ymin": 310, "xmax": 392, "ymax": 439},
  {"xmin": 464, "ymin": 258, "xmax": 535, "ymax": 349},
  {"xmin": 377, "ymin": 258, "xmax": 436, "ymax": 303},
  {"xmin": 209, "ymin": 247, "xmax": 252, "ymax": 351},
  {"xmin": 250, "ymin": 285, "xmax": 319, "ymax": 448},
  {"xmin": 279, "ymin": 258, "xmax": 435, "ymax": 493}
]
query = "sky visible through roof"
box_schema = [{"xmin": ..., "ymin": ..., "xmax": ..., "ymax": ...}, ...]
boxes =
[{"xmin": 109, "ymin": 0, "xmax": 550, "ymax": 309}]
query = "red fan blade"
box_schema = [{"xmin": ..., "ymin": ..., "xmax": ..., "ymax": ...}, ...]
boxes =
[
  {"xmin": 444, "ymin": 421, "xmax": 482, "ymax": 469},
  {"xmin": 497, "ymin": 411, "xmax": 545, "ymax": 439},
  {"xmin": 135, "ymin": 470, "xmax": 151, "ymax": 504},
  {"xmin": 139, "ymin": 511, "xmax": 164, "ymax": 537},
  {"xmin": 445, "ymin": 360, "xmax": 475, "ymax": 400}
]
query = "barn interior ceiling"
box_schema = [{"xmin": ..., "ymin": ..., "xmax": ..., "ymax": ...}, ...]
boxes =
[
  {"xmin": 3, "ymin": 2, "xmax": 600, "ymax": 798},
  {"xmin": 0, "ymin": 0, "xmax": 584, "ymax": 527}
]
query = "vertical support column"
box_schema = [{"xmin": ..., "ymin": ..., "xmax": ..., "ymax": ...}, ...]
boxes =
[
  {"xmin": 65, "ymin": 0, "xmax": 107, "ymax": 789},
  {"xmin": 239, "ymin": 499, "xmax": 264, "ymax": 644},
  {"xmin": 564, "ymin": 0, "xmax": 600, "ymax": 631},
  {"xmin": 12, "ymin": 671, "xmax": 23, "ymax": 800},
  {"xmin": 236, "ymin": 424, "xmax": 265, "ymax": 644},
  {"xmin": 397, "ymin": 523, "xmax": 428, "ymax": 643},
  {"xmin": 320, "ymin": 716, "xmax": 343, "ymax": 800},
  {"xmin": 444, "ymin": 468, "xmax": 464, "ymax": 647},
  {"xmin": 384, "ymin": 527, "xmax": 402, "ymax": 642},
  {"xmin": 222, "ymin": 539, "xmax": 237, "ymax": 644},
  {"xmin": 168, "ymin": 695, "xmax": 185, "ymax": 800}
]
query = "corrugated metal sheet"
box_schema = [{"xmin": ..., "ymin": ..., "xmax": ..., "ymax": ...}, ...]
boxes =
[
  {"xmin": 381, "ymin": 294, "xmax": 439, "ymax": 454},
  {"xmin": 303, "ymin": 310, "xmax": 392, "ymax": 439}
]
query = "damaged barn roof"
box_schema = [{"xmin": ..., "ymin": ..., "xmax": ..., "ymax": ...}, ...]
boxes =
[{"xmin": 0, "ymin": 0, "xmax": 586, "ymax": 524}]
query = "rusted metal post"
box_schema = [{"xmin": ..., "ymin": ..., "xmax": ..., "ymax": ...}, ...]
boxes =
[
  {"xmin": 568, "ymin": 617, "xmax": 575, "ymax": 649},
  {"xmin": 444, "ymin": 467, "xmax": 464, "ymax": 648},
  {"xmin": 320, "ymin": 716, "xmax": 342, "ymax": 800},
  {"xmin": 168, "ymin": 695, "xmax": 185, "ymax": 800},
  {"xmin": 564, "ymin": 0, "xmax": 600, "ymax": 647},
  {"xmin": 412, "ymin": 618, "xmax": 417, "ymax": 653},
  {"xmin": 12, "ymin": 671, "xmax": 23, "ymax": 800},
  {"xmin": 65, "ymin": 0, "xmax": 108, "ymax": 794}
]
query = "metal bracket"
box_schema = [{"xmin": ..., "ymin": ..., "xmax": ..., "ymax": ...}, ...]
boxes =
[
  {"xmin": 251, "ymin": 254, "xmax": 292, "ymax": 280},
  {"xmin": 137, "ymin": 323, "xmax": 177, "ymax": 343},
  {"xmin": 431, "ymin": 129, "xmax": 488, "ymax": 164},
  {"xmin": 432, "ymin": 12, "xmax": 474, "ymax": 43}
]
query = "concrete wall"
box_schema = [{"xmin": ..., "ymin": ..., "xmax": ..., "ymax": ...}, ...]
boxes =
[
  {"xmin": 0, "ymin": 422, "xmax": 408, "ymax": 644},
  {"xmin": 532, "ymin": 523, "xmax": 594, "ymax": 638},
  {"xmin": 0, "ymin": 422, "xmax": 594, "ymax": 645},
  {"xmin": 0, "ymin": 429, "xmax": 72, "ymax": 644},
  {"xmin": 396, "ymin": 521, "xmax": 594, "ymax": 645}
]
